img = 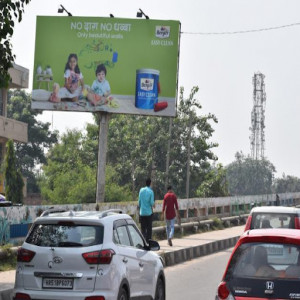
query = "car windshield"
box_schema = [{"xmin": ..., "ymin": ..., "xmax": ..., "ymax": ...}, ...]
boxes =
[
  {"xmin": 227, "ymin": 242, "xmax": 300, "ymax": 279},
  {"xmin": 26, "ymin": 223, "xmax": 104, "ymax": 247},
  {"xmin": 251, "ymin": 213, "xmax": 294, "ymax": 229}
]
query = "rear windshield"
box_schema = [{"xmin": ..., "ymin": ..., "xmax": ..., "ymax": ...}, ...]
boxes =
[
  {"xmin": 26, "ymin": 223, "xmax": 104, "ymax": 247},
  {"xmin": 227, "ymin": 242, "xmax": 300, "ymax": 280},
  {"xmin": 251, "ymin": 213, "xmax": 295, "ymax": 229}
]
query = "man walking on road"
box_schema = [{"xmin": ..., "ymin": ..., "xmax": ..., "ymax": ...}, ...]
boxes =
[
  {"xmin": 138, "ymin": 178, "xmax": 155, "ymax": 242},
  {"xmin": 162, "ymin": 185, "xmax": 180, "ymax": 246}
]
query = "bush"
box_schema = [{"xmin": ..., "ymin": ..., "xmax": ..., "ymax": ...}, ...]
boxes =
[
  {"xmin": 0, "ymin": 244, "xmax": 17, "ymax": 271},
  {"xmin": 212, "ymin": 217, "xmax": 223, "ymax": 230}
]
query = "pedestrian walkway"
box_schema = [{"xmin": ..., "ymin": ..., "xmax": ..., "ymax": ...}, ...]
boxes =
[
  {"xmin": 0, "ymin": 270, "xmax": 15, "ymax": 300},
  {"xmin": 0, "ymin": 225, "xmax": 244, "ymax": 300}
]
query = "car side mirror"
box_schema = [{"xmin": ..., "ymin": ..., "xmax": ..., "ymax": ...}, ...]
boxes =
[{"xmin": 147, "ymin": 239, "xmax": 160, "ymax": 251}]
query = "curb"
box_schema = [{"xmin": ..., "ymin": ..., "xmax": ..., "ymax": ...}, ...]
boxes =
[
  {"xmin": 159, "ymin": 236, "xmax": 239, "ymax": 267},
  {"xmin": 0, "ymin": 288, "xmax": 13, "ymax": 300}
]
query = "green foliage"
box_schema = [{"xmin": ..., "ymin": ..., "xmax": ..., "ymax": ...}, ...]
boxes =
[
  {"xmin": 212, "ymin": 217, "xmax": 223, "ymax": 230},
  {"xmin": 40, "ymin": 87, "xmax": 219, "ymax": 203},
  {"xmin": 40, "ymin": 163, "xmax": 96, "ymax": 204},
  {"xmin": 175, "ymin": 87, "xmax": 218, "ymax": 198},
  {"xmin": 0, "ymin": 0, "xmax": 31, "ymax": 87},
  {"xmin": 39, "ymin": 129, "xmax": 132, "ymax": 204},
  {"xmin": 0, "ymin": 244, "xmax": 16, "ymax": 271},
  {"xmin": 4, "ymin": 139, "xmax": 23, "ymax": 203},
  {"xmin": 7, "ymin": 90, "xmax": 59, "ymax": 192},
  {"xmin": 273, "ymin": 174, "xmax": 300, "ymax": 193},
  {"xmin": 39, "ymin": 130, "xmax": 96, "ymax": 204},
  {"xmin": 105, "ymin": 165, "xmax": 132, "ymax": 202},
  {"xmin": 196, "ymin": 164, "xmax": 229, "ymax": 197},
  {"xmin": 105, "ymin": 86, "xmax": 218, "ymax": 199},
  {"xmin": 226, "ymin": 152, "xmax": 276, "ymax": 196}
]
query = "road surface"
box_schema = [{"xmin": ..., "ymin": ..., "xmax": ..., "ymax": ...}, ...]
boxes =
[{"xmin": 165, "ymin": 248, "xmax": 233, "ymax": 300}]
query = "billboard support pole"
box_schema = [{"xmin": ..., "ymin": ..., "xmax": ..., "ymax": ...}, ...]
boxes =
[{"xmin": 96, "ymin": 112, "xmax": 110, "ymax": 203}]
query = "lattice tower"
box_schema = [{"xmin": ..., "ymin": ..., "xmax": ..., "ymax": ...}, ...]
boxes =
[{"xmin": 250, "ymin": 72, "xmax": 266, "ymax": 159}]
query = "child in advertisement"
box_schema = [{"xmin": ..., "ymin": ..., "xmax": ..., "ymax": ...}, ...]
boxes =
[
  {"xmin": 87, "ymin": 64, "xmax": 111, "ymax": 106},
  {"xmin": 56, "ymin": 53, "xmax": 85, "ymax": 102}
]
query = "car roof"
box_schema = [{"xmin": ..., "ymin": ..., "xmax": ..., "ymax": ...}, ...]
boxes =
[
  {"xmin": 239, "ymin": 228, "xmax": 300, "ymax": 245},
  {"xmin": 35, "ymin": 209, "xmax": 131, "ymax": 223},
  {"xmin": 250, "ymin": 206, "xmax": 300, "ymax": 214}
]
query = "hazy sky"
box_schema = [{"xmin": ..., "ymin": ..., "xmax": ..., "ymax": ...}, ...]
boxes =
[{"xmin": 11, "ymin": 0, "xmax": 300, "ymax": 178}]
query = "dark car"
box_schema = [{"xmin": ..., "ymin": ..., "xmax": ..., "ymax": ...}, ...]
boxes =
[
  {"xmin": 0, "ymin": 200, "xmax": 12, "ymax": 207},
  {"xmin": 216, "ymin": 229, "xmax": 300, "ymax": 299},
  {"xmin": 244, "ymin": 206, "xmax": 300, "ymax": 231}
]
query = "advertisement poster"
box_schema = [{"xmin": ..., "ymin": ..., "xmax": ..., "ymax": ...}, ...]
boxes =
[{"xmin": 31, "ymin": 16, "xmax": 180, "ymax": 117}]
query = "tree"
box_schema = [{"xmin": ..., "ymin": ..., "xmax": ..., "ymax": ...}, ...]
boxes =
[
  {"xmin": 105, "ymin": 86, "xmax": 218, "ymax": 199},
  {"xmin": 7, "ymin": 90, "xmax": 58, "ymax": 192},
  {"xmin": 104, "ymin": 165, "xmax": 132, "ymax": 202},
  {"xmin": 226, "ymin": 152, "xmax": 276, "ymax": 196},
  {"xmin": 39, "ymin": 86, "xmax": 219, "ymax": 202},
  {"xmin": 0, "ymin": 0, "xmax": 31, "ymax": 87},
  {"xmin": 3, "ymin": 139, "xmax": 24, "ymax": 203},
  {"xmin": 273, "ymin": 174, "xmax": 300, "ymax": 193},
  {"xmin": 178, "ymin": 86, "xmax": 218, "ymax": 198},
  {"xmin": 39, "ymin": 129, "xmax": 95, "ymax": 204},
  {"xmin": 39, "ymin": 128, "xmax": 132, "ymax": 204},
  {"xmin": 196, "ymin": 164, "xmax": 229, "ymax": 198}
]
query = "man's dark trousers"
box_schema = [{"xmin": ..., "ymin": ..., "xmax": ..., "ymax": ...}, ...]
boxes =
[{"xmin": 140, "ymin": 214, "xmax": 152, "ymax": 242}]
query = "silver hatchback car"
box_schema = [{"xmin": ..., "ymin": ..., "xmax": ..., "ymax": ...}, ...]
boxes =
[{"xmin": 13, "ymin": 209, "xmax": 165, "ymax": 300}]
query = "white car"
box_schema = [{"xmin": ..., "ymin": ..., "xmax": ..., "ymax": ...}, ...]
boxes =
[
  {"xmin": 13, "ymin": 209, "xmax": 165, "ymax": 300},
  {"xmin": 244, "ymin": 206, "xmax": 300, "ymax": 231}
]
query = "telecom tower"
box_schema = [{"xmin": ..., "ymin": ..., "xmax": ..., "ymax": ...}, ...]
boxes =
[{"xmin": 250, "ymin": 72, "xmax": 266, "ymax": 160}]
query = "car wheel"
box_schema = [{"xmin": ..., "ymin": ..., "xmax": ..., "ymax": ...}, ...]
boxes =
[
  {"xmin": 117, "ymin": 287, "xmax": 128, "ymax": 300},
  {"xmin": 155, "ymin": 277, "xmax": 165, "ymax": 300}
]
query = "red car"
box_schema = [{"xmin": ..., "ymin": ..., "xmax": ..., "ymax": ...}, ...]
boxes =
[
  {"xmin": 244, "ymin": 206, "xmax": 300, "ymax": 231},
  {"xmin": 216, "ymin": 229, "xmax": 300, "ymax": 299}
]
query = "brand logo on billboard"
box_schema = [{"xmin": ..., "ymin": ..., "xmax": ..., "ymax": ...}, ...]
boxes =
[
  {"xmin": 140, "ymin": 78, "xmax": 154, "ymax": 91},
  {"xmin": 156, "ymin": 26, "xmax": 170, "ymax": 38}
]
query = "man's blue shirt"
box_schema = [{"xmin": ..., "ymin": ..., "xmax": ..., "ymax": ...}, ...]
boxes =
[{"xmin": 138, "ymin": 186, "xmax": 154, "ymax": 216}]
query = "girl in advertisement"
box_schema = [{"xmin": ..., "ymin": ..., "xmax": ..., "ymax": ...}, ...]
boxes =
[{"xmin": 60, "ymin": 53, "xmax": 85, "ymax": 101}]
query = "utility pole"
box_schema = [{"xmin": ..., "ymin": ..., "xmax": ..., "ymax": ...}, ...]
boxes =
[
  {"xmin": 96, "ymin": 112, "xmax": 110, "ymax": 203},
  {"xmin": 165, "ymin": 117, "xmax": 173, "ymax": 190},
  {"xmin": 186, "ymin": 113, "xmax": 192, "ymax": 199}
]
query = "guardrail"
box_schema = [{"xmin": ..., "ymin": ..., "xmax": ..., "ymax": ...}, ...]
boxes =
[
  {"xmin": 152, "ymin": 214, "xmax": 249, "ymax": 237},
  {"xmin": 1, "ymin": 192, "xmax": 300, "ymax": 245}
]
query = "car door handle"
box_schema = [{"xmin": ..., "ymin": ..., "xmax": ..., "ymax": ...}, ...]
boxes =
[
  {"xmin": 122, "ymin": 258, "xmax": 128, "ymax": 263},
  {"xmin": 139, "ymin": 262, "xmax": 144, "ymax": 267}
]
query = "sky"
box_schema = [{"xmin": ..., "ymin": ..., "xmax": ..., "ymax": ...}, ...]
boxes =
[{"xmin": 10, "ymin": 0, "xmax": 300, "ymax": 178}]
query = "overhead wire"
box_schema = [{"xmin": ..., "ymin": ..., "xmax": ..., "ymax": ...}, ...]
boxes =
[{"xmin": 181, "ymin": 21, "xmax": 300, "ymax": 35}]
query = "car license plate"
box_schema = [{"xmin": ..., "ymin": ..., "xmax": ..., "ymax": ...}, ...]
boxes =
[
  {"xmin": 267, "ymin": 245, "xmax": 283, "ymax": 256},
  {"xmin": 42, "ymin": 278, "xmax": 73, "ymax": 289}
]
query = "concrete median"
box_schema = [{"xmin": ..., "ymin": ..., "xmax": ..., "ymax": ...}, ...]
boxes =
[{"xmin": 157, "ymin": 225, "xmax": 243, "ymax": 267}]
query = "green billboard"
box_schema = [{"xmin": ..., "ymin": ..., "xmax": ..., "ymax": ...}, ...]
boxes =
[{"xmin": 31, "ymin": 16, "xmax": 180, "ymax": 116}]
